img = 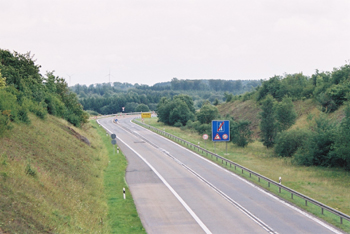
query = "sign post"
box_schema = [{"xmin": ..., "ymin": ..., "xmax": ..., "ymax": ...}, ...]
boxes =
[
  {"xmin": 203, "ymin": 134, "xmax": 208, "ymax": 149},
  {"xmin": 111, "ymin": 134, "xmax": 117, "ymax": 154},
  {"xmin": 212, "ymin": 120, "xmax": 230, "ymax": 155},
  {"xmin": 141, "ymin": 113, "xmax": 152, "ymax": 119}
]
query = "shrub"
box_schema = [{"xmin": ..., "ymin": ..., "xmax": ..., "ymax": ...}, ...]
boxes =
[
  {"xmin": 317, "ymin": 93, "xmax": 337, "ymax": 113},
  {"xmin": 231, "ymin": 120, "xmax": 252, "ymax": 147},
  {"xmin": 292, "ymin": 116, "xmax": 337, "ymax": 166},
  {"xmin": 275, "ymin": 129, "xmax": 312, "ymax": 157},
  {"xmin": 174, "ymin": 121, "xmax": 182, "ymax": 127}
]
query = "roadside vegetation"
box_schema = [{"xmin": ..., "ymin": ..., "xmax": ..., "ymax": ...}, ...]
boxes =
[
  {"xmin": 0, "ymin": 114, "xmax": 109, "ymax": 233},
  {"xmin": 0, "ymin": 49, "xmax": 144, "ymax": 233},
  {"xmin": 137, "ymin": 117, "xmax": 350, "ymax": 232},
  {"xmin": 92, "ymin": 120, "xmax": 145, "ymax": 234},
  {"xmin": 137, "ymin": 62, "xmax": 350, "ymax": 232}
]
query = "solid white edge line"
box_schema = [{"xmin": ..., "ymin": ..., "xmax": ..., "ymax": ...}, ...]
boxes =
[
  {"xmin": 97, "ymin": 119, "xmax": 212, "ymax": 234},
  {"xmin": 130, "ymin": 119, "xmax": 343, "ymax": 234}
]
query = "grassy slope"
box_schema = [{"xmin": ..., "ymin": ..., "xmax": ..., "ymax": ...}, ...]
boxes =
[
  {"xmin": 0, "ymin": 114, "xmax": 110, "ymax": 233},
  {"xmin": 141, "ymin": 98, "xmax": 350, "ymax": 232}
]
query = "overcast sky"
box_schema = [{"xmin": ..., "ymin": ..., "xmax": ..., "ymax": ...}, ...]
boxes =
[{"xmin": 1, "ymin": 0, "xmax": 349, "ymax": 86}]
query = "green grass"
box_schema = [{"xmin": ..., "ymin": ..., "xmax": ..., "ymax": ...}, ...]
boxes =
[
  {"xmin": 0, "ymin": 114, "xmax": 109, "ymax": 233},
  {"xmin": 92, "ymin": 120, "xmax": 145, "ymax": 234},
  {"xmin": 135, "ymin": 117, "xmax": 350, "ymax": 233}
]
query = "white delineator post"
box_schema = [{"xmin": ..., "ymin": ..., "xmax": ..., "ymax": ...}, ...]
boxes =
[
  {"xmin": 123, "ymin": 187, "xmax": 126, "ymax": 199},
  {"xmin": 279, "ymin": 177, "xmax": 282, "ymax": 184}
]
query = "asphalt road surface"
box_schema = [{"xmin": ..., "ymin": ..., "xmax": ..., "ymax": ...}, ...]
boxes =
[{"xmin": 98, "ymin": 116, "xmax": 343, "ymax": 234}]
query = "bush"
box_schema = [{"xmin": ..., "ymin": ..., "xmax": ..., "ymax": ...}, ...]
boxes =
[
  {"xmin": 196, "ymin": 123, "xmax": 210, "ymax": 135},
  {"xmin": 317, "ymin": 93, "xmax": 337, "ymax": 113},
  {"xmin": 275, "ymin": 129, "xmax": 312, "ymax": 157},
  {"xmin": 174, "ymin": 122, "xmax": 182, "ymax": 127},
  {"xmin": 292, "ymin": 116, "xmax": 337, "ymax": 166},
  {"xmin": 231, "ymin": 120, "xmax": 252, "ymax": 147},
  {"xmin": 17, "ymin": 106, "xmax": 30, "ymax": 124},
  {"xmin": 29, "ymin": 102, "xmax": 47, "ymax": 119}
]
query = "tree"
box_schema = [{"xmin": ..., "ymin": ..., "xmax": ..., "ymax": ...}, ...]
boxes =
[
  {"xmin": 196, "ymin": 104, "xmax": 218, "ymax": 124},
  {"xmin": 231, "ymin": 120, "xmax": 252, "ymax": 147},
  {"xmin": 275, "ymin": 96, "xmax": 297, "ymax": 132},
  {"xmin": 156, "ymin": 95, "xmax": 195, "ymax": 126},
  {"xmin": 332, "ymin": 103, "xmax": 350, "ymax": 169},
  {"xmin": 259, "ymin": 95, "xmax": 277, "ymax": 148},
  {"xmin": 135, "ymin": 104, "xmax": 149, "ymax": 112},
  {"xmin": 169, "ymin": 99, "xmax": 194, "ymax": 126}
]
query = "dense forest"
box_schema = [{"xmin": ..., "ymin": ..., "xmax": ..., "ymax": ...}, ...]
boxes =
[
  {"xmin": 0, "ymin": 49, "xmax": 88, "ymax": 137},
  {"xmin": 71, "ymin": 78, "xmax": 261, "ymax": 115}
]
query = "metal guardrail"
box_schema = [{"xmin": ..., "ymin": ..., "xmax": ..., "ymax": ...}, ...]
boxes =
[{"xmin": 134, "ymin": 119, "xmax": 350, "ymax": 225}]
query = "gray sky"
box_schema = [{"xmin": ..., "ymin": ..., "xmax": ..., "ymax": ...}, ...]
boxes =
[{"xmin": 1, "ymin": 0, "xmax": 349, "ymax": 86}]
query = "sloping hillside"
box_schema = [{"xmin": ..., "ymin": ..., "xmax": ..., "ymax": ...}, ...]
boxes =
[
  {"xmin": 218, "ymin": 98, "xmax": 346, "ymax": 138},
  {"xmin": 0, "ymin": 114, "xmax": 109, "ymax": 233}
]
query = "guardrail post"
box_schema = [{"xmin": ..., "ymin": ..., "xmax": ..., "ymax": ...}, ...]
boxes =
[
  {"xmin": 340, "ymin": 217, "xmax": 343, "ymax": 224},
  {"xmin": 291, "ymin": 193, "xmax": 293, "ymax": 199},
  {"xmin": 258, "ymin": 177, "xmax": 260, "ymax": 182},
  {"xmin": 305, "ymin": 200, "xmax": 307, "ymax": 206},
  {"xmin": 242, "ymin": 169, "xmax": 244, "ymax": 174},
  {"xmin": 321, "ymin": 208, "xmax": 324, "ymax": 214},
  {"xmin": 249, "ymin": 173, "xmax": 251, "ymax": 178},
  {"xmin": 279, "ymin": 187, "xmax": 281, "ymax": 193},
  {"xmin": 268, "ymin": 182, "xmax": 270, "ymax": 187}
]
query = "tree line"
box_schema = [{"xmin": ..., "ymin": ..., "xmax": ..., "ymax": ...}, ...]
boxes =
[
  {"xmin": 0, "ymin": 49, "xmax": 88, "ymax": 137},
  {"xmin": 155, "ymin": 63, "xmax": 350, "ymax": 171},
  {"xmin": 72, "ymin": 79, "xmax": 261, "ymax": 115}
]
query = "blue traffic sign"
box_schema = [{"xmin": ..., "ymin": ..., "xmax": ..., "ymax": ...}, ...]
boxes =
[{"xmin": 212, "ymin": 120, "xmax": 230, "ymax": 142}]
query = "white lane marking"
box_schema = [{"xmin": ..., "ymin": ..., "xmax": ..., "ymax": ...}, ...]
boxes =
[
  {"xmin": 98, "ymin": 119, "xmax": 212, "ymax": 234},
  {"xmin": 159, "ymin": 148, "xmax": 277, "ymax": 233},
  {"xmin": 130, "ymin": 120, "xmax": 343, "ymax": 234}
]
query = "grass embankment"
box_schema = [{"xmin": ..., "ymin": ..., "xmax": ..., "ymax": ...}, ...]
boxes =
[
  {"xmin": 0, "ymin": 114, "xmax": 109, "ymax": 233},
  {"xmin": 91, "ymin": 120, "xmax": 145, "ymax": 234},
  {"xmin": 137, "ymin": 117, "xmax": 350, "ymax": 233},
  {"xmin": 0, "ymin": 114, "xmax": 144, "ymax": 233}
]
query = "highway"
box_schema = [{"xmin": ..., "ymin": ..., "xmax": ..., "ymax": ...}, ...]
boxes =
[{"xmin": 98, "ymin": 116, "xmax": 343, "ymax": 234}]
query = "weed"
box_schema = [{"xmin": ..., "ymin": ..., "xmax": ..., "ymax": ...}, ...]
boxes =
[{"xmin": 25, "ymin": 163, "xmax": 37, "ymax": 178}]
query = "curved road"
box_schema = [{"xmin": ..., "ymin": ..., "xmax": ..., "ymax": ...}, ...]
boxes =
[{"xmin": 98, "ymin": 116, "xmax": 343, "ymax": 234}]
